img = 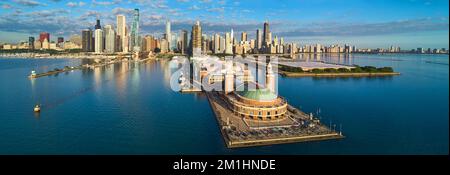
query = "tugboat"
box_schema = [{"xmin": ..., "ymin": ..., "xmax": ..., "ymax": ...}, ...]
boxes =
[{"xmin": 34, "ymin": 104, "xmax": 41, "ymax": 112}]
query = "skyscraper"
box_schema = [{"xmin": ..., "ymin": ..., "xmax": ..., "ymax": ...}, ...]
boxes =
[
  {"xmin": 130, "ymin": 8, "xmax": 140, "ymax": 52},
  {"xmin": 256, "ymin": 29, "xmax": 262, "ymax": 49},
  {"xmin": 214, "ymin": 34, "xmax": 221, "ymax": 53},
  {"xmin": 225, "ymin": 32, "xmax": 232, "ymax": 54},
  {"xmin": 28, "ymin": 37, "xmax": 35, "ymax": 50},
  {"xmin": 165, "ymin": 20, "xmax": 171, "ymax": 51},
  {"xmin": 116, "ymin": 15, "xmax": 126, "ymax": 53},
  {"xmin": 82, "ymin": 29, "xmax": 93, "ymax": 52},
  {"xmin": 94, "ymin": 29, "xmax": 103, "ymax": 53},
  {"xmin": 104, "ymin": 25, "xmax": 116, "ymax": 54},
  {"xmin": 95, "ymin": 19, "xmax": 101, "ymax": 30},
  {"xmin": 241, "ymin": 32, "xmax": 247, "ymax": 42},
  {"xmin": 191, "ymin": 21, "xmax": 202, "ymax": 56},
  {"xmin": 231, "ymin": 29, "xmax": 234, "ymax": 44},
  {"xmin": 180, "ymin": 30, "xmax": 188, "ymax": 54},
  {"xmin": 39, "ymin": 32, "xmax": 50, "ymax": 43},
  {"xmin": 263, "ymin": 22, "xmax": 270, "ymax": 47},
  {"xmin": 57, "ymin": 37, "xmax": 64, "ymax": 44}
]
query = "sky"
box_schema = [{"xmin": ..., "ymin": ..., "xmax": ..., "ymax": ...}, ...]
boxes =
[{"xmin": 0, "ymin": 0, "xmax": 448, "ymax": 49}]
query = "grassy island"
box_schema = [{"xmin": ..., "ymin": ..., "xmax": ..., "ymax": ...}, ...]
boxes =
[{"xmin": 279, "ymin": 64, "xmax": 400, "ymax": 77}]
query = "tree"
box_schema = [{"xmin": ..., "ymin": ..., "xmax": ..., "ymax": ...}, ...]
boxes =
[{"xmin": 338, "ymin": 68, "xmax": 350, "ymax": 73}]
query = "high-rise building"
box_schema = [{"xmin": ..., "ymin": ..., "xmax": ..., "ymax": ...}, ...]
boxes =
[
  {"xmin": 165, "ymin": 20, "xmax": 171, "ymax": 50},
  {"xmin": 218, "ymin": 37, "xmax": 224, "ymax": 53},
  {"xmin": 116, "ymin": 15, "xmax": 127, "ymax": 52},
  {"xmin": 263, "ymin": 22, "xmax": 270, "ymax": 47},
  {"xmin": 39, "ymin": 32, "xmax": 50, "ymax": 43},
  {"xmin": 28, "ymin": 37, "xmax": 35, "ymax": 50},
  {"xmin": 130, "ymin": 8, "xmax": 140, "ymax": 52},
  {"xmin": 33, "ymin": 40, "xmax": 41, "ymax": 49},
  {"xmin": 82, "ymin": 29, "xmax": 94, "ymax": 52},
  {"xmin": 180, "ymin": 30, "xmax": 188, "ymax": 54},
  {"xmin": 256, "ymin": 29, "xmax": 262, "ymax": 49},
  {"xmin": 95, "ymin": 19, "xmax": 101, "ymax": 30},
  {"xmin": 160, "ymin": 39, "xmax": 168, "ymax": 53},
  {"xmin": 231, "ymin": 29, "xmax": 234, "ymax": 44},
  {"xmin": 250, "ymin": 39, "xmax": 255, "ymax": 49},
  {"xmin": 191, "ymin": 21, "xmax": 202, "ymax": 56},
  {"xmin": 142, "ymin": 35, "xmax": 156, "ymax": 52},
  {"xmin": 69, "ymin": 35, "xmax": 82, "ymax": 46},
  {"xmin": 268, "ymin": 32, "xmax": 272, "ymax": 44},
  {"xmin": 94, "ymin": 29, "xmax": 103, "ymax": 53},
  {"xmin": 42, "ymin": 38, "xmax": 50, "ymax": 49},
  {"xmin": 57, "ymin": 37, "xmax": 64, "ymax": 44},
  {"xmin": 104, "ymin": 25, "xmax": 116, "ymax": 54},
  {"xmin": 214, "ymin": 34, "xmax": 221, "ymax": 53},
  {"xmin": 241, "ymin": 32, "xmax": 247, "ymax": 42},
  {"xmin": 225, "ymin": 32, "xmax": 232, "ymax": 54}
]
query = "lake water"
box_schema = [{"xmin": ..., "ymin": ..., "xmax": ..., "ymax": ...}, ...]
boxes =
[{"xmin": 0, "ymin": 53, "xmax": 448, "ymax": 155}]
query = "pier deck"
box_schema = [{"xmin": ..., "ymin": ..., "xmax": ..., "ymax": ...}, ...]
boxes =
[{"xmin": 206, "ymin": 91, "xmax": 344, "ymax": 148}]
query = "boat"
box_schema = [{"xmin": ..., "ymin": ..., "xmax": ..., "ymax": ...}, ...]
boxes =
[
  {"xmin": 29, "ymin": 70, "xmax": 37, "ymax": 78},
  {"xmin": 178, "ymin": 72, "xmax": 186, "ymax": 86},
  {"xmin": 34, "ymin": 105, "xmax": 41, "ymax": 112}
]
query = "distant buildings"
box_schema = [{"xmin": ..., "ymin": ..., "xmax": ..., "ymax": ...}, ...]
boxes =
[
  {"xmin": 1, "ymin": 19, "xmax": 448, "ymax": 56},
  {"xmin": 116, "ymin": 14, "xmax": 127, "ymax": 53},
  {"xmin": 28, "ymin": 37, "xmax": 34, "ymax": 50},
  {"xmin": 165, "ymin": 20, "xmax": 171, "ymax": 51},
  {"xmin": 95, "ymin": 19, "xmax": 101, "ymax": 30},
  {"xmin": 179, "ymin": 30, "xmax": 188, "ymax": 54},
  {"xmin": 94, "ymin": 29, "xmax": 103, "ymax": 53},
  {"xmin": 104, "ymin": 25, "xmax": 116, "ymax": 54},
  {"xmin": 191, "ymin": 21, "xmax": 202, "ymax": 56},
  {"xmin": 82, "ymin": 29, "xmax": 94, "ymax": 52},
  {"xmin": 39, "ymin": 32, "xmax": 50, "ymax": 43},
  {"xmin": 57, "ymin": 37, "xmax": 64, "ymax": 44},
  {"xmin": 130, "ymin": 8, "xmax": 140, "ymax": 52}
]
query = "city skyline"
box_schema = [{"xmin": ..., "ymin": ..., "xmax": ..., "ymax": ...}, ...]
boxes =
[{"xmin": 0, "ymin": 0, "xmax": 449, "ymax": 49}]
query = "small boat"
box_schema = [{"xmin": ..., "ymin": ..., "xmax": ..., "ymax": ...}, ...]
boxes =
[
  {"xmin": 29, "ymin": 70, "xmax": 37, "ymax": 78},
  {"xmin": 34, "ymin": 105, "xmax": 41, "ymax": 112},
  {"xmin": 178, "ymin": 72, "xmax": 186, "ymax": 85}
]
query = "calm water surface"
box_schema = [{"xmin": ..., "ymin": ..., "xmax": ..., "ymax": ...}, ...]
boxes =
[{"xmin": 0, "ymin": 53, "xmax": 448, "ymax": 154}]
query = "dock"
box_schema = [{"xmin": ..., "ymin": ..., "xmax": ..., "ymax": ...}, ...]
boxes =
[
  {"xmin": 28, "ymin": 66, "xmax": 83, "ymax": 78},
  {"xmin": 206, "ymin": 91, "xmax": 344, "ymax": 148}
]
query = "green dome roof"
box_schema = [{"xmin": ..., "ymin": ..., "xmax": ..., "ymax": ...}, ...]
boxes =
[{"xmin": 237, "ymin": 88, "xmax": 278, "ymax": 101}]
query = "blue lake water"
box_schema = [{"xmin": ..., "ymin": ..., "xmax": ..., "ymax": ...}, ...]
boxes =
[{"xmin": 0, "ymin": 53, "xmax": 448, "ymax": 155}]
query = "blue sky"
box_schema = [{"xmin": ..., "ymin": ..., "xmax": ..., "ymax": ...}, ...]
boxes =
[{"xmin": 0, "ymin": 0, "xmax": 448, "ymax": 49}]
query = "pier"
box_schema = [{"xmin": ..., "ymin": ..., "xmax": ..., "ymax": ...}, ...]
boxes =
[
  {"xmin": 28, "ymin": 58, "xmax": 133, "ymax": 79},
  {"xmin": 206, "ymin": 91, "xmax": 344, "ymax": 148}
]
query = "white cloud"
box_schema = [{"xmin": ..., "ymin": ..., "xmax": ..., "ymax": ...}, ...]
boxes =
[
  {"xmin": 13, "ymin": 0, "xmax": 46, "ymax": 7},
  {"xmin": 207, "ymin": 7, "xmax": 224, "ymax": 13},
  {"xmin": 189, "ymin": 5, "xmax": 200, "ymax": 10},
  {"xmin": 112, "ymin": 7, "xmax": 135, "ymax": 15},
  {"xmin": 200, "ymin": 0, "xmax": 212, "ymax": 3},
  {"xmin": 2, "ymin": 4, "xmax": 12, "ymax": 9},
  {"xmin": 67, "ymin": 1, "xmax": 86, "ymax": 7},
  {"xmin": 92, "ymin": 0, "xmax": 122, "ymax": 6}
]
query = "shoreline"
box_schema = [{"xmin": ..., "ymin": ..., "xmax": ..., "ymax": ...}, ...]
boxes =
[{"xmin": 279, "ymin": 71, "xmax": 401, "ymax": 77}]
